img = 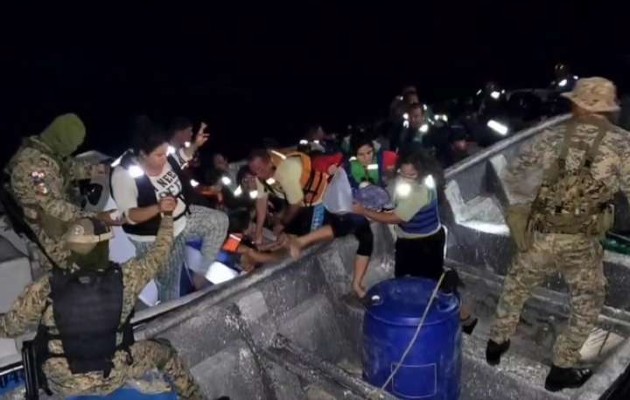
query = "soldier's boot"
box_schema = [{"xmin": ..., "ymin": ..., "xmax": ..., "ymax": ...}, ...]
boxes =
[
  {"xmin": 486, "ymin": 339, "xmax": 510, "ymax": 366},
  {"xmin": 544, "ymin": 365, "xmax": 592, "ymax": 392},
  {"xmin": 461, "ymin": 316, "xmax": 478, "ymax": 335}
]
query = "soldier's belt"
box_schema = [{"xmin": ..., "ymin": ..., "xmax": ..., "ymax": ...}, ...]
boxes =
[{"xmin": 534, "ymin": 213, "xmax": 600, "ymax": 235}]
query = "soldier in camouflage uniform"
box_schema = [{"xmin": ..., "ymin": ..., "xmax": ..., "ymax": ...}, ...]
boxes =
[
  {"xmin": 0, "ymin": 197, "xmax": 204, "ymax": 399},
  {"xmin": 4, "ymin": 113, "xmax": 122, "ymax": 271},
  {"xmin": 486, "ymin": 77, "xmax": 630, "ymax": 392}
]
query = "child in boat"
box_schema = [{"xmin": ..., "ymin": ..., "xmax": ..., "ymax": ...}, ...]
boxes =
[{"xmin": 351, "ymin": 149, "xmax": 478, "ymax": 333}]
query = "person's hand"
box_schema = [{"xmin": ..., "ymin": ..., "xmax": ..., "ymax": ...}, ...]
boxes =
[
  {"xmin": 327, "ymin": 164, "xmax": 339, "ymax": 175},
  {"xmin": 352, "ymin": 202, "xmax": 365, "ymax": 216},
  {"xmin": 194, "ymin": 122, "xmax": 210, "ymax": 148},
  {"xmin": 159, "ymin": 196, "xmax": 177, "ymax": 215},
  {"xmin": 96, "ymin": 209, "xmax": 124, "ymax": 226}
]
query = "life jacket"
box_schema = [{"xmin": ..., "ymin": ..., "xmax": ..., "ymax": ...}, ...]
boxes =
[
  {"xmin": 261, "ymin": 150, "xmax": 331, "ymax": 207},
  {"xmin": 398, "ymin": 182, "xmax": 441, "ymax": 235},
  {"xmin": 35, "ymin": 264, "xmax": 134, "ymax": 378},
  {"xmin": 112, "ymin": 152, "xmax": 193, "ymax": 236},
  {"xmin": 216, "ymin": 233, "xmax": 243, "ymax": 269},
  {"xmin": 530, "ymin": 116, "xmax": 615, "ymax": 235}
]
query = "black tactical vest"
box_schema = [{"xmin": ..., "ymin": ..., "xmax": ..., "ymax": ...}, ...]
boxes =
[{"xmin": 36, "ymin": 264, "xmax": 134, "ymax": 377}]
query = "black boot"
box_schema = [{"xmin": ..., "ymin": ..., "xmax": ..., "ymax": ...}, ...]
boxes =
[
  {"xmin": 486, "ymin": 339, "xmax": 510, "ymax": 366},
  {"xmin": 544, "ymin": 365, "xmax": 593, "ymax": 392},
  {"xmin": 461, "ymin": 316, "xmax": 478, "ymax": 335}
]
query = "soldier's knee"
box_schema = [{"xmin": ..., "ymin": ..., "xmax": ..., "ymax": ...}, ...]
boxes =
[{"xmin": 149, "ymin": 338, "xmax": 177, "ymax": 356}]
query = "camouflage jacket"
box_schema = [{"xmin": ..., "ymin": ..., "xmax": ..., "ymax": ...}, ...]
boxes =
[
  {"xmin": 6, "ymin": 136, "xmax": 105, "ymax": 224},
  {"xmin": 505, "ymin": 116, "xmax": 630, "ymax": 208},
  {"xmin": 0, "ymin": 216, "xmax": 174, "ymax": 396}
]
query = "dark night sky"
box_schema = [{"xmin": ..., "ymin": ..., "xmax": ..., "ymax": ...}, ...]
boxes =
[{"xmin": 0, "ymin": 2, "xmax": 628, "ymax": 163}]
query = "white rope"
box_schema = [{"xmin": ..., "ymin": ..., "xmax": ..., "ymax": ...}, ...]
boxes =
[{"xmin": 368, "ymin": 272, "xmax": 446, "ymax": 399}]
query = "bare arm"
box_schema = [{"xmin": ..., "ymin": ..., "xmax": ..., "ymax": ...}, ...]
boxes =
[
  {"xmin": 255, "ymin": 197, "xmax": 268, "ymax": 242},
  {"xmin": 182, "ymin": 122, "xmax": 209, "ymax": 160},
  {"xmin": 360, "ymin": 208, "xmax": 403, "ymax": 225},
  {"xmin": 126, "ymin": 204, "xmax": 161, "ymax": 224}
]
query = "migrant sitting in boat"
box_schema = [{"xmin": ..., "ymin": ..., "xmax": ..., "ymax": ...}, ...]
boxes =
[
  {"xmin": 248, "ymin": 148, "xmax": 374, "ymax": 299},
  {"xmin": 110, "ymin": 117, "xmax": 229, "ymax": 302}
]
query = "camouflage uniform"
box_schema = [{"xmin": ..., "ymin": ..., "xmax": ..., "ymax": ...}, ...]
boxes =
[
  {"xmin": 5, "ymin": 136, "xmax": 106, "ymax": 271},
  {"xmin": 490, "ymin": 100, "xmax": 630, "ymax": 367},
  {"xmin": 0, "ymin": 216, "xmax": 203, "ymax": 400}
]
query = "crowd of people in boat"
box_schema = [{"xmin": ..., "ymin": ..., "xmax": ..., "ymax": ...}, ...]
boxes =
[{"xmin": 0, "ymin": 63, "xmax": 589, "ymax": 399}]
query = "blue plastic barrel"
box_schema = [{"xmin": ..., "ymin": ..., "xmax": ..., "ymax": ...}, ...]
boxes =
[{"xmin": 362, "ymin": 278, "xmax": 462, "ymax": 400}]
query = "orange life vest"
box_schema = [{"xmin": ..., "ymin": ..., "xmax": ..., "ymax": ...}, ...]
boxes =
[{"xmin": 267, "ymin": 150, "xmax": 330, "ymax": 206}]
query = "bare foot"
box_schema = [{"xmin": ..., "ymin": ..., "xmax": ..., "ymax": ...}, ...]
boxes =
[
  {"xmin": 241, "ymin": 250, "xmax": 257, "ymax": 273},
  {"xmin": 286, "ymin": 235, "xmax": 303, "ymax": 260},
  {"xmin": 352, "ymin": 282, "xmax": 367, "ymax": 299}
]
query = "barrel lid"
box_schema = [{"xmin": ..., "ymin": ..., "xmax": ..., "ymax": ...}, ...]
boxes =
[{"xmin": 365, "ymin": 278, "xmax": 460, "ymax": 326}]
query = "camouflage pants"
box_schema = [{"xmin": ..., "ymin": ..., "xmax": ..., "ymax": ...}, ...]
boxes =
[
  {"xmin": 45, "ymin": 339, "xmax": 203, "ymax": 399},
  {"xmin": 489, "ymin": 232, "xmax": 606, "ymax": 368},
  {"xmin": 129, "ymin": 339, "xmax": 203, "ymax": 400},
  {"xmin": 132, "ymin": 205, "xmax": 228, "ymax": 302}
]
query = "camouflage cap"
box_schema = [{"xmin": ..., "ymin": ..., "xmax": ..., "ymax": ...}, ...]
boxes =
[{"xmin": 561, "ymin": 77, "xmax": 620, "ymax": 113}]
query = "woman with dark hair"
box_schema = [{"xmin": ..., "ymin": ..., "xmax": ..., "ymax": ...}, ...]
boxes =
[
  {"xmin": 352, "ymin": 149, "xmax": 477, "ymax": 333},
  {"xmin": 346, "ymin": 133, "xmax": 398, "ymax": 190},
  {"xmin": 110, "ymin": 119, "xmax": 229, "ymax": 302}
]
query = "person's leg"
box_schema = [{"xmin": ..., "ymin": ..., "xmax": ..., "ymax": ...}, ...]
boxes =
[
  {"xmin": 128, "ymin": 339, "xmax": 203, "ymax": 400},
  {"xmin": 285, "ymin": 226, "xmax": 335, "ymax": 259},
  {"xmin": 182, "ymin": 205, "xmax": 229, "ymax": 266},
  {"xmin": 132, "ymin": 238, "xmax": 184, "ymax": 302},
  {"xmin": 488, "ymin": 234, "xmax": 554, "ymax": 348},
  {"xmin": 351, "ymin": 220, "xmax": 374, "ymax": 297},
  {"xmin": 394, "ymin": 238, "xmax": 415, "ymax": 278},
  {"xmin": 552, "ymin": 237, "xmax": 606, "ymax": 368}
]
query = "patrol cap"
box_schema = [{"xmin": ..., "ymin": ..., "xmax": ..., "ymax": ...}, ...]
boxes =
[
  {"xmin": 561, "ymin": 77, "xmax": 620, "ymax": 113},
  {"xmin": 62, "ymin": 217, "xmax": 113, "ymax": 254}
]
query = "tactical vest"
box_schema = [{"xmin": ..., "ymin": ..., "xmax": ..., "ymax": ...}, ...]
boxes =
[
  {"xmin": 35, "ymin": 264, "xmax": 134, "ymax": 378},
  {"xmin": 261, "ymin": 151, "xmax": 329, "ymax": 207},
  {"xmin": 399, "ymin": 195, "xmax": 441, "ymax": 235},
  {"xmin": 531, "ymin": 116, "xmax": 615, "ymax": 235},
  {"xmin": 346, "ymin": 151, "xmax": 384, "ymax": 189},
  {"xmin": 113, "ymin": 153, "xmax": 192, "ymax": 236}
]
